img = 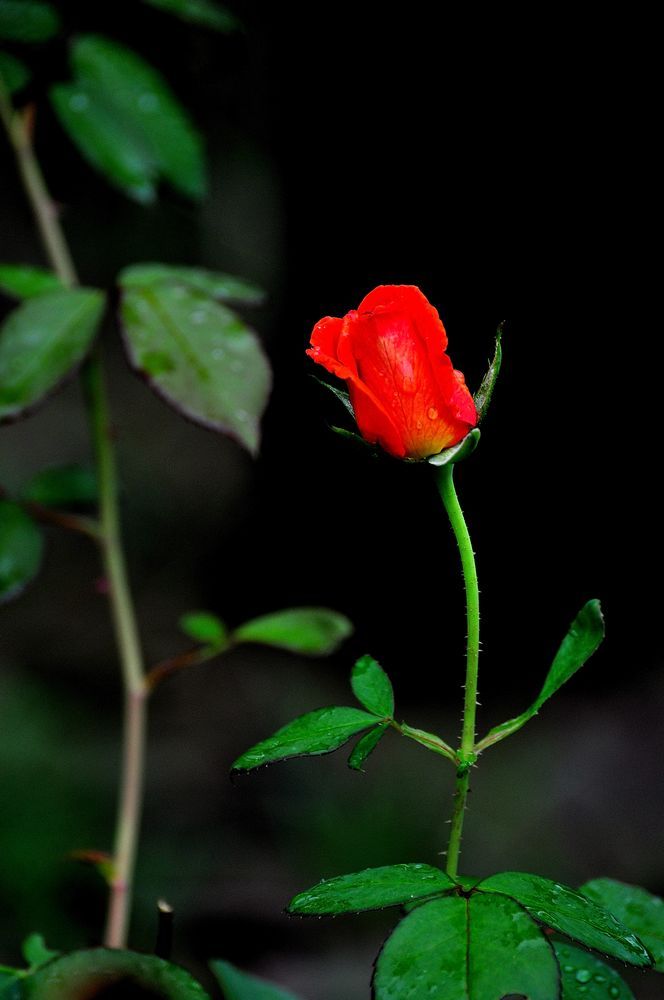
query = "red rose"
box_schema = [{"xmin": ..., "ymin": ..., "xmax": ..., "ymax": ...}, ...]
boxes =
[{"xmin": 307, "ymin": 285, "xmax": 477, "ymax": 460}]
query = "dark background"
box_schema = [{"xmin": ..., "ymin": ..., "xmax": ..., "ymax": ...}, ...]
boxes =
[{"xmin": 1, "ymin": 2, "xmax": 661, "ymax": 997}]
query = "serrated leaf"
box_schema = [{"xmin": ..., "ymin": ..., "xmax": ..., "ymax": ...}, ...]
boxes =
[
  {"xmin": 118, "ymin": 263, "xmax": 264, "ymax": 306},
  {"xmin": 0, "ymin": 1, "xmax": 59, "ymax": 42},
  {"xmin": 0, "ymin": 265, "xmax": 62, "ymax": 300},
  {"xmin": 50, "ymin": 34, "xmax": 205, "ymax": 202},
  {"xmin": 143, "ymin": 0, "xmax": 240, "ymax": 33},
  {"xmin": 580, "ymin": 878, "xmax": 664, "ymax": 972},
  {"xmin": 210, "ymin": 960, "xmax": 301, "ymax": 1000},
  {"xmin": 0, "ymin": 287, "xmax": 105, "ymax": 423},
  {"xmin": 179, "ymin": 610, "xmax": 227, "ymax": 648},
  {"xmin": 347, "ymin": 723, "xmax": 388, "ymax": 771},
  {"xmin": 289, "ymin": 863, "xmax": 454, "ymax": 915},
  {"xmin": 0, "ymin": 51, "xmax": 30, "ymax": 93},
  {"xmin": 476, "ymin": 600, "xmax": 605, "ymax": 752},
  {"xmin": 351, "ymin": 654, "xmax": 394, "ymax": 717},
  {"xmin": 373, "ymin": 892, "xmax": 559, "ymax": 999},
  {"xmin": 473, "ymin": 324, "xmax": 503, "ymax": 422},
  {"xmin": 231, "ymin": 706, "xmax": 376, "ymax": 772},
  {"xmin": 0, "ymin": 500, "xmax": 43, "ymax": 602},
  {"xmin": 554, "ymin": 942, "xmax": 635, "ymax": 999},
  {"xmin": 21, "ymin": 948, "xmax": 210, "ymax": 998},
  {"xmin": 478, "ymin": 871, "xmax": 652, "ymax": 966},
  {"xmin": 21, "ymin": 465, "xmax": 97, "ymax": 507},
  {"xmin": 427, "ymin": 428, "xmax": 481, "ymax": 466},
  {"xmin": 120, "ymin": 283, "xmax": 270, "ymax": 455},
  {"xmin": 22, "ymin": 933, "xmax": 59, "ymax": 970},
  {"xmin": 233, "ymin": 607, "xmax": 352, "ymax": 655}
]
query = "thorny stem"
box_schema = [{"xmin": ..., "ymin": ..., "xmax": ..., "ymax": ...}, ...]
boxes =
[
  {"xmin": 1, "ymin": 88, "xmax": 147, "ymax": 948},
  {"xmin": 436, "ymin": 463, "xmax": 480, "ymax": 879}
]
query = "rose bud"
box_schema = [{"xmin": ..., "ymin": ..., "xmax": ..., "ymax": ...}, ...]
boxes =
[{"xmin": 307, "ymin": 285, "xmax": 477, "ymax": 460}]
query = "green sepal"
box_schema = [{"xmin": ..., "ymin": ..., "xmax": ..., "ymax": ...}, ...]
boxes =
[
  {"xmin": 473, "ymin": 323, "xmax": 503, "ymax": 422},
  {"xmin": 231, "ymin": 706, "xmax": 377, "ymax": 772},
  {"xmin": 478, "ymin": 871, "xmax": 652, "ymax": 966},
  {"xmin": 553, "ymin": 942, "xmax": 635, "ymax": 999},
  {"xmin": 579, "ymin": 878, "xmax": 664, "ymax": 972},
  {"xmin": 232, "ymin": 607, "xmax": 352, "ymax": 656},
  {"xmin": 350, "ymin": 654, "xmax": 394, "ymax": 717},
  {"xmin": 311, "ymin": 376, "xmax": 355, "ymax": 419},
  {"xmin": 427, "ymin": 428, "xmax": 480, "ymax": 467},
  {"xmin": 288, "ymin": 863, "xmax": 455, "ymax": 915},
  {"xmin": 347, "ymin": 723, "xmax": 389, "ymax": 771},
  {"xmin": 475, "ymin": 599, "xmax": 605, "ymax": 753},
  {"xmin": 210, "ymin": 960, "xmax": 301, "ymax": 999}
]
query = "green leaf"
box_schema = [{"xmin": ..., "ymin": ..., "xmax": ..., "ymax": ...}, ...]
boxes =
[
  {"xmin": 476, "ymin": 600, "xmax": 605, "ymax": 752},
  {"xmin": 374, "ymin": 893, "xmax": 560, "ymax": 999},
  {"xmin": 0, "ymin": 1, "xmax": 59, "ymax": 42},
  {"xmin": 0, "ymin": 500, "xmax": 43, "ymax": 602},
  {"xmin": 473, "ymin": 323, "xmax": 503, "ymax": 422},
  {"xmin": 347, "ymin": 723, "xmax": 388, "ymax": 771},
  {"xmin": 231, "ymin": 706, "xmax": 377, "ymax": 772},
  {"xmin": 427, "ymin": 428, "xmax": 481, "ymax": 466},
  {"xmin": 554, "ymin": 942, "xmax": 635, "ymax": 999},
  {"xmin": 22, "ymin": 948, "xmax": 210, "ymax": 998},
  {"xmin": 210, "ymin": 960, "xmax": 301, "ymax": 1000},
  {"xmin": 0, "ymin": 287, "xmax": 105, "ymax": 423},
  {"xmin": 478, "ymin": 871, "xmax": 652, "ymax": 966},
  {"xmin": 0, "ymin": 265, "xmax": 62, "ymax": 300},
  {"xmin": 0, "ymin": 973, "xmax": 21, "ymax": 1000},
  {"xmin": 233, "ymin": 607, "xmax": 352, "ymax": 655},
  {"xmin": 21, "ymin": 465, "xmax": 97, "ymax": 508},
  {"xmin": 50, "ymin": 35, "xmax": 205, "ymax": 202},
  {"xmin": 398, "ymin": 723, "xmax": 457, "ymax": 763},
  {"xmin": 350, "ymin": 654, "xmax": 394, "ymax": 717},
  {"xmin": 22, "ymin": 933, "xmax": 59, "ymax": 970},
  {"xmin": 118, "ymin": 263, "xmax": 265, "ymax": 306},
  {"xmin": 580, "ymin": 878, "xmax": 664, "ymax": 972},
  {"xmin": 288, "ymin": 863, "xmax": 455, "ymax": 915},
  {"xmin": 120, "ymin": 283, "xmax": 270, "ymax": 455},
  {"xmin": 0, "ymin": 51, "xmax": 31, "ymax": 93},
  {"xmin": 179, "ymin": 610, "xmax": 227, "ymax": 648},
  {"xmin": 143, "ymin": 0, "xmax": 240, "ymax": 33}
]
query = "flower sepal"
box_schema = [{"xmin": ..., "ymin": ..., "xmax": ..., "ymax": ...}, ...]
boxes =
[{"xmin": 427, "ymin": 428, "xmax": 480, "ymax": 467}]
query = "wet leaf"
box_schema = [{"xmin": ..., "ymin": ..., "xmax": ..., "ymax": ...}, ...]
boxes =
[
  {"xmin": 233, "ymin": 607, "xmax": 352, "ymax": 655},
  {"xmin": 21, "ymin": 465, "xmax": 97, "ymax": 508},
  {"xmin": 289, "ymin": 863, "xmax": 454, "ymax": 915},
  {"xmin": 554, "ymin": 942, "xmax": 635, "ymax": 999},
  {"xmin": 179, "ymin": 610, "xmax": 227, "ymax": 648},
  {"xmin": 347, "ymin": 723, "xmax": 388, "ymax": 771},
  {"xmin": 473, "ymin": 324, "xmax": 503, "ymax": 422},
  {"xmin": 351, "ymin": 654, "xmax": 394, "ymax": 717},
  {"xmin": 580, "ymin": 878, "xmax": 664, "ymax": 971},
  {"xmin": 210, "ymin": 960, "xmax": 301, "ymax": 1000},
  {"xmin": 119, "ymin": 263, "xmax": 264, "ymax": 306}
]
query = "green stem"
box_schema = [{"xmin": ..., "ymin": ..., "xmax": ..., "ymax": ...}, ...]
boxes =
[
  {"xmin": 1, "ymin": 91, "xmax": 146, "ymax": 948},
  {"xmin": 436, "ymin": 464, "xmax": 480, "ymax": 879}
]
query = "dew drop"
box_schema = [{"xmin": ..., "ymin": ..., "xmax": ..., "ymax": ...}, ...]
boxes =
[
  {"xmin": 212, "ymin": 348, "xmax": 225, "ymax": 360},
  {"xmin": 191, "ymin": 309, "xmax": 207, "ymax": 324},
  {"xmin": 416, "ymin": 419, "xmax": 423, "ymax": 430},
  {"xmin": 563, "ymin": 966, "xmax": 574, "ymax": 973},
  {"xmin": 138, "ymin": 92, "xmax": 159, "ymax": 112},
  {"xmin": 593, "ymin": 974, "xmax": 607, "ymax": 984},
  {"xmin": 575, "ymin": 970, "xmax": 592, "ymax": 984},
  {"xmin": 427, "ymin": 407, "xmax": 438, "ymax": 420},
  {"xmin": 402, "ymin": 376, "xmax": 415, "ymax": 394},
  {"xmin": 69, "ymin": 93, "xmax": 89, "ymax": 112},
  {"xmin": 608, "ymin": 988, "xmax": 620, "ymax": 998},
  {"xmin": 236, "ymin": 408, "xmax": 249, "ymax": 422}
]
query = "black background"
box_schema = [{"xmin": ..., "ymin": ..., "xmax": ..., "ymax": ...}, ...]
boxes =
[{"xmin": 1, "ymin": 2, "xmax": 661, "ymax": 997}]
